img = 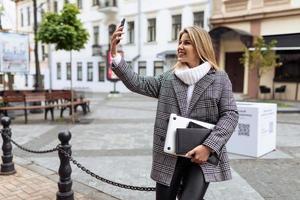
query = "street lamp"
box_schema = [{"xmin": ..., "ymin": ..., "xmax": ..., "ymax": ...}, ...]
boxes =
[{"xmin": 33, "ymin": 0, "xmax": 42, "ymax": 90}]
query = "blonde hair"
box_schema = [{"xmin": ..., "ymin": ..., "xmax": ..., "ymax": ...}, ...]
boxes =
[{"xmin": 174, "ymin": 26, "xmax": 219, "ymax": 70}]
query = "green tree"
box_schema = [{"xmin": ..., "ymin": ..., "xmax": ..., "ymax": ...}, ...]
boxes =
[
  {"xmin": 37, "ymin": 3, "xmax": 89, "ymax": 51},
  {"xmin": 240, "ymin": 37, "xmax": 281, "ymax": 98},
  {"xmin": 37, "ymin": 3, "xmax": 89, "ymax": 122}
]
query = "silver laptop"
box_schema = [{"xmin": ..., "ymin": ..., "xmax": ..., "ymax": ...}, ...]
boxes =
[{"xmin": 164, "ymin": 113, "xmax": 215, "ymax": 156}]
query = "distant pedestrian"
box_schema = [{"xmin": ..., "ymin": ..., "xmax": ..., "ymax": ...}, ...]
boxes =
[{"xmin": 110, "ymin": 24, "xmax": 239, "ymax": 200}]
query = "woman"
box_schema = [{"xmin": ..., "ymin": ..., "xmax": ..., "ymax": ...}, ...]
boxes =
[{"xmin": 110, "ymin": 25, "xmax": 239, "ymax": 200}]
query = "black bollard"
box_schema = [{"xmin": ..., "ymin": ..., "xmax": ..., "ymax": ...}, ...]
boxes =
[
  {"xmin": 57, "ymin": 131, "xmax": 74, "ymax": 200},
  {"xmin": 0, "ymin": 116, "xmax": 16, "ymax": 175}
]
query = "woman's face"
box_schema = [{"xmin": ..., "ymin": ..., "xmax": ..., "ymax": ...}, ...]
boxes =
[{"xmin": 177, "ymin": 33, "xmax": 200, "ymax": 68}]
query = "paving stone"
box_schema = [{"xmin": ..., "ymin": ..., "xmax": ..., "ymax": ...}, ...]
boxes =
[{"xmin": 2, "ymin": 93, "xmax": 300, "ymax": 199}]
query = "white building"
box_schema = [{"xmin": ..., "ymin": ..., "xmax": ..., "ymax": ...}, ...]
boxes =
[
  {"xmin": 0, "ymin": 0, "xmax": 16, "ymax": 30},
  {"xmin": 13, "ymin": 0, "xmax": 211, "ymax": 92}
]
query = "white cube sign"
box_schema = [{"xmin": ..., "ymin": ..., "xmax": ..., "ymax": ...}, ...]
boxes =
[{"xmin": 226, "ymin": 102, "xmax": 277, "ymax": 157}]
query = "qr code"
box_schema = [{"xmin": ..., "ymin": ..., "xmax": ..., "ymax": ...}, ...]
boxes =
[{"xmin": 238, "ymin": 123, "xmax": 250, "ymax": 136}]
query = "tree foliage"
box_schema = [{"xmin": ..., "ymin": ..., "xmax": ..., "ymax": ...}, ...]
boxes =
[
  {"xmin": 0, "ymin": 4, "xmax": 4, "ymax": 15},
  {"xmin": 37, "ymin": 4, "xmax": 89, "ymax": 51},
  {"xmin": 240, "ymin": 37, "xmax": 281, "ymax": 80}
]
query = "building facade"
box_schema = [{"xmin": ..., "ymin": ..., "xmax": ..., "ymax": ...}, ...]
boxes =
[
  {"xmin": 13, "ymin": 0, "xmax": 211, "ymax": 92},
  {"xmin": 210, "ymin": 0, "xmax": 300, "ymax": 100}
]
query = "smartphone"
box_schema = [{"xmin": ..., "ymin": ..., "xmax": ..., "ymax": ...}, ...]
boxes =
[
  {"xmin": 116, "ymin": 18, "xmax": 125, "ymax": 44},
  {"xmin": 120, "ymin": 18, "xmax": 126, "ymax": 27}
]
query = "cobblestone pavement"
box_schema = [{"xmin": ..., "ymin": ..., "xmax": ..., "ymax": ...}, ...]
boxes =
[
  {"xmin": 0, "ymin": 165, "xmax": 88, "ymax": 200},
  {"xmin": 1, "ymin": 92, "xmax": 299, "ymax": 200}
]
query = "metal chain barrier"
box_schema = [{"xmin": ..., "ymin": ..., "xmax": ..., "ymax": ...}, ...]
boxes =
[
  {"xmin": 0, "ymin": 129, "xmax": 58, "ymax": 154},
  {"xmin": 58, "ymin": 147, "xmax": 156, "ymax": 191},
  {"xmin": 0, "ymin": 129, "xmax": 155, "ymax": 191}
]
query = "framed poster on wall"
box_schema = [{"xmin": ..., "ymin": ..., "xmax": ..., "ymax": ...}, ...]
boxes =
[{"xmin": 0, "ymin": 32, "xmax": 29, "ymax": 73}]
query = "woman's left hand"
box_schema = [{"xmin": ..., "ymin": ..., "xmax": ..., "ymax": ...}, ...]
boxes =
[{"xmin": 185, "ymin": 145, "xmax": 212, "ymax": 164}]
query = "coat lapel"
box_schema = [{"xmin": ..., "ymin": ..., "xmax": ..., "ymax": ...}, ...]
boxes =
[
  {"xmin": 171, "ymin": 76, "xmax": 188, "ymax": 116},
  {"xmin": 187, "ymin": 69, "xmax": 215, "ymax": 116}
]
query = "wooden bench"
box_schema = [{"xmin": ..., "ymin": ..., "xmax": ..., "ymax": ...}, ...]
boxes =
[
  {"xmin": 59, "ymin": 99, "xmax": 90, "ymax": 117},
  {"xmin": 24, "ymin": 92, "xmax": 55, "ymax": 123},
  {"xmin": 0, "ymin": 90, "xmax": 90, "ymax": 123},
  {"xmin": 0, "ymin": 92, "xmax": 55, "ymax": 123},
  {"xmin": 56, "ymin": 90, "xmax": 90, "ymax": 117}
]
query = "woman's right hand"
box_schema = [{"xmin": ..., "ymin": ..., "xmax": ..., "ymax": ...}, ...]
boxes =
[{"xmin": 110, "ymin": 25, "xmax": 124, "ymax": 58}]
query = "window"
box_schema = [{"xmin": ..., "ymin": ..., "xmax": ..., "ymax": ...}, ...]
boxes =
[
  {"xmin": 0, "ymin": 74, "xmax": 3, "ymax": 84},
  {"xmin": 27, "ymin": 7, "xmax": 30, "ymax": 26},
  {"xmin": 40, "ymin": 9, "xmax": 45, "ymax": 19},
  {"xmin": 274, "ymin": 51, "xmax": 300, "ymax": 82},
  {"xmin": 66, "ymin": 62, "xmax": 71, "ymax": 80},
  {"xmin": 147, "ymin": 18, "xmax": 156, "ymax": 42},
  {"xmin": 108, "ymin": 24, "xmax": 116, "ymax": 37},
  {"xmin": 10, "ymin": 75, "xmax": 14, "ymax": 85},
  {"xmin": 172, "ymin": 15, "xmax": 181, "ymax": 41},
  {"xmin": 57, "ymin": 63, "xmax": 61, "ymax": 80},
  {"xmin": 25, "ymin": 74, "xmax": 28, "ymax": 87},
  {"xmin": 20, "ymin": 9, "xmax": 24, "ymax": 27},
  {"xmin": 87, "ymin": 62, "xmax": 93, "ymax": 81},
  {"xmin": 41, "ymin": 45, "xmax": 46, "ymax": 61},
  {"xmin": 98, "ymin": 62, "xmax": 105, "ymax": 81},
  {"xmin": 41, "ymin": 74, "xmax": 45, "ymax": 88},
  {"xmin": 93, "ymin": 0, "xmax": 100, "ymax": 6},
  {"xmin": 77, "ymin": 0, "xmax": 83, "ymax": 9},
  {"xmin": 93, "ymin": 26, "xmax": 99, "ymax": 45},
  {"xmin": 104, "ymin": 0, "xmax": 116, "ymax": 7},
  {"xmin": 127, "ymin": 21, "xmax": 134, "ymax": 44},
  {"xmin": 194, "ymin": 11, "xmax": 204, "ymax": 27},
  {"xmin": 154, "ymin": 61, "xmax": 164, "ymax": 76},
  {"xmin": 54, "ymin": 1, "xmax": 58, "ymax": 13},
  {"xmin": 77, "ymin": 62, "xmax": 82, "ymax": 81},
  {"xmin": 138, "ymin": 61, "xmax": 146, "ymax": 76}
]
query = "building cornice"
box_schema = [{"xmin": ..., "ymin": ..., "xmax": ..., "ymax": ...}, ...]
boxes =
[{"xmin": 210, "ymin": 7, "xmax": 300, "ymax": 25}]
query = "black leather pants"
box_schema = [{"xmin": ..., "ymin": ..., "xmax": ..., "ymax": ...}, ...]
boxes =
[{"xmin": 156, "ymin": 157, "xmax": 209, "ymax": 200}]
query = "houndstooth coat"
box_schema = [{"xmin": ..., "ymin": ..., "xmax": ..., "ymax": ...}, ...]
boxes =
[{"xmin": 112, "ymin": 59, "xmax": 239, "ymax": 186}]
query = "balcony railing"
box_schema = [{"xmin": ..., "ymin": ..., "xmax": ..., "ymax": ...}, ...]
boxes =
[{"xmin": 98, "ymin": 0, "xmax": 118, "ymax": 13}]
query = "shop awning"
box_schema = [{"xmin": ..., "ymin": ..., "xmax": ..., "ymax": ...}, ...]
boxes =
[
  {"xmin": 264, "ymin": 33, "xmax": 300, "ymax": 48},
  {"xmin": 209, "ymin": 26, "xmax": 253, "ymax": 47}
]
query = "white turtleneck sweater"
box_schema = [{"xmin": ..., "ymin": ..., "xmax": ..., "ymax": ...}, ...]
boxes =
[
  {"xmin": 174, "ymin": 62, "xmax": 211, "ymax": 112},
  {"xmin": 112, "ymin": 54, "xmax": 211, "ymax": 112}
]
